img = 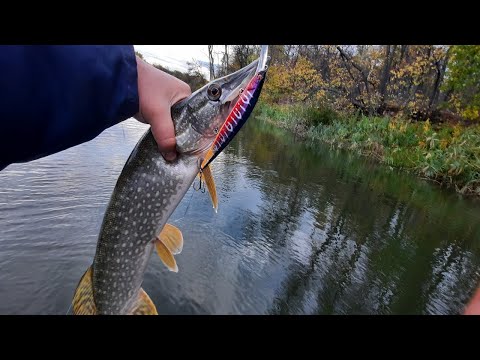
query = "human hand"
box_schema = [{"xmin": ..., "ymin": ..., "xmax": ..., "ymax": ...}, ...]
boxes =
[
  {"xmin": 464, "ymin": 284, "xmax": 480, "ymax": 315},
  {"xmin": 134, "ymin": 55, "xmax": 191, "ymax": 161}
]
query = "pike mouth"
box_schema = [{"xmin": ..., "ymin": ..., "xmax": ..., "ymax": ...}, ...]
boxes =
[
  {"xmin": 200, "ymin": 46, "xmax": 270, "ymax": 169},
  {"xmin": 221, "ymin": 45, "xmax": 270, "ymax": 104},
  {"xmin": 177, "ymin": 46, "xmax": 270, "ymax": 166},
  {"xmin": 202, "ymin": 72, "xmax": 268, "ymax": 169},
  {"xmin": 187, "ymin": 137, "xmax": 215, "ymax": 157},
  {"xmin": 221, "ymin": 61, "xmax": 259, "ymax": 104}
]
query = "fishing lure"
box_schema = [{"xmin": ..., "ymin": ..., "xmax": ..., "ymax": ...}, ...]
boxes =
[{"xmin": 201, "ymin": 69, "xmax": 267, "ymax": 171}]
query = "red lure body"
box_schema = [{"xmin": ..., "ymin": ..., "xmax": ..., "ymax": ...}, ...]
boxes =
[{"xmin": 201, "ymin": 71, "xmax": 267, "ymax": 170}]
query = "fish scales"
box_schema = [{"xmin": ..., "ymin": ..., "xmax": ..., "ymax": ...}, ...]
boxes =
[
  {"xmin": 93, "ymin": 131, "xmax": 198, "ymax": 314},
  {"xmin": 72, "ymin": 45, "xmax": 269, "ymax": 315}
]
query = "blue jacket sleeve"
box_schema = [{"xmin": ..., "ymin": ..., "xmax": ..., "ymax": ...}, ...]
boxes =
[{"xmin": 0, "ymin": 45, "xmax": 139, "ymax": 171}]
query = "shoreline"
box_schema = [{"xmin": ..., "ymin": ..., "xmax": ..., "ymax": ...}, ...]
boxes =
[{"xmin": 254, "ymin": 103, "xmax": 480, "ymax": 198}]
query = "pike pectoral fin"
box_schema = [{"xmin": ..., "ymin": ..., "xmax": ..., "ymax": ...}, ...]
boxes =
[
  {"xmin": 155, "ymin": 238, "xmax": 178, "ymax": 273},
  {"xmin": 202, "ymin": 165, "xmax": 218, "ymax": 213},
  {"xmin": 158, "ymin": 223, "xmax": 183, "ymax": 255},
  {"xmin": 131, "ymin": 288, "xmax": 158, "ymax": 315},
  {"xmin": 72, "ymin": 266, "xmax": 96, "ymax": 315}
]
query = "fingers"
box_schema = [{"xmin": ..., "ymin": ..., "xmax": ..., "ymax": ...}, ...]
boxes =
[
  {"xmin": 149, "ymin": 79, "xmax": 191, "ymax": 162},
  {"xmin": 170, "ymin": 80, "xmax": 192, "ymax": 105},
  {"xmin": 464, "ymin": 285, "xmax": 480, "ymax": 315},
  {"xmin": 149, "ymin": 109, "xmax": 177, "ymax": 161},
  {"xmin": 135, "ymin": 55, "xmax": 192, "ymax": 162}
]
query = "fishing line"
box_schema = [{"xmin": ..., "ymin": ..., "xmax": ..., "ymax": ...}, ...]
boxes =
[
  {"xmin": 170, "ymin": 187, "xmax": 196, "ymax": 225},
  {"xmin": 216, "ymin": 228, "xmax": 238, "ymax": 243},
  {"xmin": 183, "ymin": 188, "xmax": 195, "ymax": 217}
]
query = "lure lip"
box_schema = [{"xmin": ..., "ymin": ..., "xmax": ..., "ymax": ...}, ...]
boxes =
[
  {"xmin": 221, "ymin": 60, "xmax": 259, "ymax": 104},
  {"xmin": 256, "ymin": 45, "xmax": 270, "ymax": 73}
]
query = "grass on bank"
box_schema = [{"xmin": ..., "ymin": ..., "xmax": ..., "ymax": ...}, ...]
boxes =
[{"xmin": 255, "ymin": 102, "xmax": 480, "ymax": 197}]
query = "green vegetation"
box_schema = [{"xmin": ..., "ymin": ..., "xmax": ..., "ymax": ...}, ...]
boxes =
[
  {"xmin": 443, "ymin": 46, "xmax": 480, "ymax": 120},
  {"xmin": 232, "ymin": 44, "xmax": 480, "ymax": 197},
  {"xmin": 138, "ymin": 45, "xmax": 480, "ymax": 197},
  {"xmin": 255, "ymin": 102, "xmax": 480, "ymax": 196}
]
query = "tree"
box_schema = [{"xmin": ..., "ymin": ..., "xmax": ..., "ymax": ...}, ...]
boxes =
[
  {"xmin": 151, "ymin": 62, "xmax": 207, "ymax": 92},
  {"xmin": 230, "ymin": 45, "xmax": 259, "ymax": 70},
  {"xmin": 224, "ymin": 45, "xmax": 229, "ymax": 74},
  {"xmin": 208, "ymin": 45, "xmax": 215, "ymax": 80},
  {"xmin": 443, "ymin": 45, "xmax": 480, "ymax": 120},
  {"xmin": 260, "ymin": 44, "xmax": 476, "ymax": 122}
]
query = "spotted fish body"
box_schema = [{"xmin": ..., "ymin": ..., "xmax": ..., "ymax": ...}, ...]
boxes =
[
  {"xmin": 73, "ymin": 46, "xmax": 269, "ymax": 315},
  {"xmin": 92, "ymin": 132, "xmax": 199, "ymax": 314}
]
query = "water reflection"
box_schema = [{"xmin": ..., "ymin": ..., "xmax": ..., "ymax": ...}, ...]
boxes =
[{"xmin": 0, "ymin": 117, "xmax": 479, "ymax": 314}]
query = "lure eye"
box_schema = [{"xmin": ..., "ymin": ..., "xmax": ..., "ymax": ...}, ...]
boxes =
[{"xmin": 207, "ymin": 84, "xmax": 222, "ymax": 101}]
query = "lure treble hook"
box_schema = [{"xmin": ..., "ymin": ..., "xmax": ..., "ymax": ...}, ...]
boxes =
[{"xmin": 193, "ymin": 166, "xmax": 206, "ymax": 193}]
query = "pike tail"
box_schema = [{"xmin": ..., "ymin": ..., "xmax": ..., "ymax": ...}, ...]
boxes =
[{"xmin": 72, "ymin": 266, "xmax": 158, "ymax": 315}]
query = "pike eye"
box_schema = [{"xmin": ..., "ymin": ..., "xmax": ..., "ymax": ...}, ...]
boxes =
[{"xmin": 207, "ymin": 84, "xmax": 222, "ymax": 101}]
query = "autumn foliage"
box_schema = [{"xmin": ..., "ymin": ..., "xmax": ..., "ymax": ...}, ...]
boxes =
[
  {"xmin": 260, "ymin": 45, "xmax": 479, "ymax": 123},
  {"xmin": 238, "ymin": 45, "xmax": 480, "ymax": 196}
]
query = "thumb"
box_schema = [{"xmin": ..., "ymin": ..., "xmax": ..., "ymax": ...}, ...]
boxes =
[
  {"xmin": 149, "ymin": 107, "xmax": 177, "ymax": 162},
  {"xmin": 149, "ymin": 83, "xmax": 191, "ymax": 161},
  {"xmin": 134, "ymin": 55, "xmax": 191, "ymax": 162}
]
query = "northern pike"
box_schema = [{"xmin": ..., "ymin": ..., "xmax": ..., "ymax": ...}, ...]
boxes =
[{"xmin": 72, "ymin": 46, "xmax": 269, "ymax": 315}]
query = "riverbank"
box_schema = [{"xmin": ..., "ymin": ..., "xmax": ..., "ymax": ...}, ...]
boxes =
[{"xmin": 254, "ymin": 102, "xmax": 480, "ymax": 197}]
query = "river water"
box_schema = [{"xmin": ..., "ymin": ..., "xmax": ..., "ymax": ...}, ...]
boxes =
[{"xmin": 1, "ymin": 117, "xmax": 479, "ymax": 314}]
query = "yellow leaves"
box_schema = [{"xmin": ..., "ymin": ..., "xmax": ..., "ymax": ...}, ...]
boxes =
[
  {"xmin": 388, "ymin": 120, "xmax": 408, "ymax": 137},
  {"xmin": 440, "ymin": 139, "xmax": 449, "ymax": 149},
  {"xmin": 418, "ymin": 140, "xmax": 426, "ymax": 148},
  {"xmin": 263, "ymin": 56, "xmax": 322, "ymax": 103},
  {"xmin": 402, "ymin": 57, "xmax": 433, "ymax": 85},
  {"xmin": 449, "ymin": 94, "xmax": 463, "ymax": 113},
  {"xmin": 262, "ymin": 64, "xmax": 290, "ymax": 103},
  {"xmin": 292, "ymin": 57, "xmax": 319, "ymax": 82},
  {"xmin": 315, "ymin": 89, "xmax": 327, "ymax": 102},
  {"xmin": 290, "ymin": 56, "xmax": 323, "ymax": 102},
  {"xmin": 432, "ymin": 46, "xmax": 449, "ymax": 62},
  {"xmin": 423, "ymin": 119, "xmax": 431, "ymax": 133},
  {"xmin": 260, "ymin": 45, "xmax": 452, "ymax": 118},
  {"xmin": 407, "ymin": 101, "xmax": 417, "ymax": 110},
  {"xmin": 453, "ymin": 124, "xmax": 461, "ymax": 138},
  {"xmin": 462, "ymin": 106, "xmax": 480, "ymax": 121}
]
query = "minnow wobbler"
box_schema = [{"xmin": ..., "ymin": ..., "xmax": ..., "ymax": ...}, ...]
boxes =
[
  {"xmin": 72, "ymin": 45, "xmax": 269, "ymax": 315},
  {"xmin": 198, "ymin": 45, "xmax": 269, "ymax": 212}
]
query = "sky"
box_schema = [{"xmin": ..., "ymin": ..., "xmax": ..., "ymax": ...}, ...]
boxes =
[{"xmin": 134, "ymin": 45, "xmax": 223, "ymax": 79}]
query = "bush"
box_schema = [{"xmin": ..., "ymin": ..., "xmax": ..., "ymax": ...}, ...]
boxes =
[{"xmin": 302, "ymin": 106, "xmax": 338, "ymax": 127}]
